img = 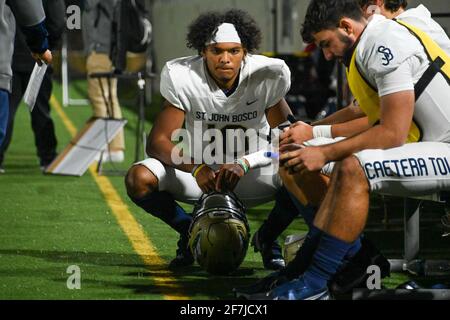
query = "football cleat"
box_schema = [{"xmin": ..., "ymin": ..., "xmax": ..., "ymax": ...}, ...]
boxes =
[
  {"xmin": 168, "ymin": 235, "xmax": 194, "ymax": 269},
  {"xmin": 251, "ymin": 229, "xmax": 286, "ymax": 270},
  {"xmin": 233, "ymin": 271, "xmax": 289, "ymax": 299},
  {"xmin": 269, "ymin": 276, "xmax": 331, "ymax": 300},
  {"xmin": 329, "ymin": 237, "xmax": 391, "ymax": 294}
]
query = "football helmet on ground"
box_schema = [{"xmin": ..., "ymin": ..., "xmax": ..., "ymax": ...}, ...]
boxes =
[{"xmin": 188, "ymin": 192, "xmax": 250, "ymax": 275}]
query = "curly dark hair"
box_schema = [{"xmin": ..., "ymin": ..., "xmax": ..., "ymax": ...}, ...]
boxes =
[
  {"xmin": 186, "ymin": 9, "xmax": 262, "ymax": 54},
  {"xmin": 301, "ymin": 0, "xmax": 364, "ymax": 44},
  {"xmin": 358, "ymin": 0, "xmax": 408, "ymax": 12}
]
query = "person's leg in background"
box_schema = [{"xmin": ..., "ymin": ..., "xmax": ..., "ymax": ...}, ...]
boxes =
[
  {"xmin": 0, "ymin": 89, "xmax": 10, "ymax": 166},
  {"xmin": 30, "ymin": 68, "xmax": 57, "ymax": 170},
  {"xmin": 86, "ymin": 51, "xmax": 125, "ymax": 162},
  {"xmin": 251, "ymin": 185, "xmax": 310, "ymax": 270},
  {"xmin": 0, "ymin": 74, "xmax": 25, "ymax": 172},
  {"xmin": 233, "ymin": 168, "xmax": 312, "ymax": 271}
]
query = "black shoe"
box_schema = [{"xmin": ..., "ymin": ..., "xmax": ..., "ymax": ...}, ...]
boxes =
[
  {"xmin": 168, "ymin": 236, "xmax": 194, "ymax": 269},
  {"xmin": 233, "ymin": 271, "xmax": 289, "ymax": 299},
  {"xmin": 40, "ymin": 154, "xmax": 57, "ymax": 173},
  {"xmin": 251, "ymin": 230, "xmax": 286, "ymax": 270},
  {"xmin": 329, "ymin": 237, "xmax": 391, "ymax": 295}
]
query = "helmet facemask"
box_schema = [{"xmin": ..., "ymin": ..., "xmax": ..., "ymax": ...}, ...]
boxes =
[{"xmin": 188, "ymin": 192, "xmax": 250, "ymax": 275}]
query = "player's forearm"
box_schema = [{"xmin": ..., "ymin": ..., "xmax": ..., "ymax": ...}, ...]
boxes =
[
  {"xmin": 322, "ymin": 124, "xmax": 407, "ymax": 162},
  {"xmin": 331, "ymin": 117, "xmax": 371, "ymax": 138},
  {"xmin": 312, "ymin": 103, "xmax": 365, "ymax": 125}
]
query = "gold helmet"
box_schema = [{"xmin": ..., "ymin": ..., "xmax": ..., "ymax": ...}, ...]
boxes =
[{"xmin": 188, "ymin": 191, "xmax": 249, "ymax": 275}]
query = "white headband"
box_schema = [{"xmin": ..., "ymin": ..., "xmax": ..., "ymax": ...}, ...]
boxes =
[{"xmin": 207, "ymin": 23, "xmax": 241, "ymax": 45}]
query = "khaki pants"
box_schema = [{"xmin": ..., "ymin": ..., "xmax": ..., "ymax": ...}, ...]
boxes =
[{"xmin": 86, "ymin": 52, "xmax": 124, "ymax": 151}]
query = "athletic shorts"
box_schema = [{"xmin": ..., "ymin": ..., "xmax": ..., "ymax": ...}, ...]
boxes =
[
  {"xmin": 306, "ymin": 137, "xmax": 450, "ymax": 197},
  {"xmin": 134, "ymin": 158, "xmax": 282, "ymax": 208}
]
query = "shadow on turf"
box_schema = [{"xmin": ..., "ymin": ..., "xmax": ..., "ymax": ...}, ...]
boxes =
[
  {"xmin": 120, "ymin": 262, "xmax": 269, "ymax": 299},
  {"xmin": 0, "ymin": 248, "xmax": 271, "ymax": 299},
  {"xmin": 120, "ymin": 267, "xmax": 268, "ymax": 299},
  {"xmin": 0, "ymin": 249, "xmax": 145, "ymax": 268}
]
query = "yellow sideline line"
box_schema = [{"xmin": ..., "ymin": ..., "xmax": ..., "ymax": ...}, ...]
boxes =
[{"xmin": 50, "ymin": 95, "xmax": 188, "ymax": 300}]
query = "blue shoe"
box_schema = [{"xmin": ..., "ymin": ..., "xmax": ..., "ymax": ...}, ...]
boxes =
[{"xmin": 269, "ymin": 276, "xmax": 330, "ymax": 300}]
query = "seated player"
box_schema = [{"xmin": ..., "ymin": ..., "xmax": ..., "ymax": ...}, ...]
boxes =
[
  {"xmin": 236, "ymin": 0, "xmax": 450, "ymax": 299},
  {"xmin": 272, "ymin": 0, "xmax": 450, "ymax": 299}
]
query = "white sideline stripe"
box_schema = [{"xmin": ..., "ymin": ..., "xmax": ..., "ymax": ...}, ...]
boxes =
[{"xmin": 50, "ymin": 95, "xmax": 188, "ymax": 300}]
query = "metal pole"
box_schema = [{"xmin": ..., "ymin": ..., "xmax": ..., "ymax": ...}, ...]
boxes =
[
  {"xmin": 61, "ymin": 32, "xmax": 89, "ymax": 106},
  {"xmin": 272, "ymin": 0, "xmax": 278, "ymax": 55},
  {"xmin": 404, "ymin": 198, "xmax": 421, "ymax": 261},
  {"xmin": 135, "ymin": 72, "xmax": 146, "ymax": 163},
  {"xmin": 61, "ymin": 33, "xmax": 69, "ymax": 107}
]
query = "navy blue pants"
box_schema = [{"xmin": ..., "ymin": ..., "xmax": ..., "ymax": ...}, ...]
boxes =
[
  {"xmin": 0, "ymin": 70, "xmax": 57, "ymax": 166},
  {"xmin": 0, "ymin": 89, "xmax": 9, "ymax": 147}
]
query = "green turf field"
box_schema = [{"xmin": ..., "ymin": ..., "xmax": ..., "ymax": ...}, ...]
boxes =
[{"xmin": 1, "ymin": 80, "xmax": 449, "ymax": 300}]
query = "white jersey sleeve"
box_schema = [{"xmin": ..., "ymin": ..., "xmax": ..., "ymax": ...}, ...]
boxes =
[
  {"xmin": 266, "ymin": 61, "xmax": 291, "ymax": 109},
  {"xmin": 357, "ymin": 15, "xmax": 429, "ymax": 96},
  {"xmin": 375, "ymin": 56, "xmax": 416, "ymax": 97},
  {"xmin": 160, "ymin": 63, "xmax": 184, "ymax": 111}
]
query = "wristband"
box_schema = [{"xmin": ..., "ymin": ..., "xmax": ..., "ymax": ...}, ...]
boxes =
[
  {"xmin": 192, "ymin": 164, "xmax": 207, "ymax": 177},
  {"xmin": 21, "ymin": 22, "xmax": 49, "ymax": 54},
  {"xmin": 235, "ymin": 159, "xmax": 249, "ymax": 174},
  {"xmin": 243, "ymin": 150, "xmax": 272, "ymax": 169},
  {"xmin": 312, "ymin": 125, "xmax": 333, "ymax": 138}
]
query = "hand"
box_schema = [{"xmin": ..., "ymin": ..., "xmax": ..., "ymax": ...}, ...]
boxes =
[
  {"xmin": 279, "ymin": 121, "xmax": 313, "ymax": 146},
  {"xmin": 194, "ymin": 165, "xmax": 217, "ymax": 193},
  {"xmin": 278, "ymin": 143, "xmax": 303, "ymax": 166},
  {"xmin": 279, "ymin": 144, "xmax": 327, "ymax": 173},
  {"xmin": 215, "ymin": 163, "xmax": 245, "ymax": 192},
  {"xmin": 31, "ymin": 49, "xmax": 52, "ymax": 66}
]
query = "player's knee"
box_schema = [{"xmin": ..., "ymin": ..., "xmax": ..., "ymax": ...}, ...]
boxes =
[
  {"xmin": 125, "ymin": 165, "xmax": 158, "ymax": 199},
  {"xmin": 338, "ymin": 156, "xmax": 364, "ymax": 180}
]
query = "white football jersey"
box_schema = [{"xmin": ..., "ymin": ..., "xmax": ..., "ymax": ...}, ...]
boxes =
[
  {"xmin": 358, "ymin": 11, "xmax": 450, "ymax": 94},
  {"xmin": 356, "ymin": 14, "xmax": 450, "ymax": 142},
  {"xmin": 357, "ymin": 14, "xmax": 430, "ymax": 94},
  {"xmin": 160, "ymin": 54, "xmax": 291, "ymax": 158}
]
